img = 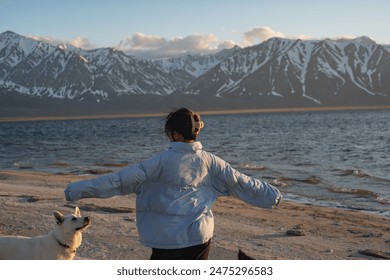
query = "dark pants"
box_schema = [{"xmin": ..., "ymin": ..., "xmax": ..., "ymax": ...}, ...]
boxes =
[{"xmin": 150, "ymin": 239, "xmax": 211, "ymax": 260}]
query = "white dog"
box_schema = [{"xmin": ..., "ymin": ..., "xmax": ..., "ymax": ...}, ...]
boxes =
[{"xmin": 0, "ymin": 207, "xmax": 90, "ymax": 260}]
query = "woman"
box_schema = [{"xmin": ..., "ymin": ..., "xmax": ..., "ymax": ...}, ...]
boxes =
[{"xmin": 64, "ymin": 108, "xmax": 281, "ymax": 260}]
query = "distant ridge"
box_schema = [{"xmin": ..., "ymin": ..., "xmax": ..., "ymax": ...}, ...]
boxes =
[{"xmin": 1, "ymin": 31, "xmax": 390, "ymax": 117}]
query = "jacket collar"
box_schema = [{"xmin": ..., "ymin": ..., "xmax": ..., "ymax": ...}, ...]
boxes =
[{"xmin": 168, "ymin": 141, "xmax": 202, "ymax": 153}]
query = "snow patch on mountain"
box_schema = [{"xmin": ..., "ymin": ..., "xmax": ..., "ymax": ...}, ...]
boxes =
[{"xmin": 1, "ymin": 31, "xmax": 390, "ymax": 109}]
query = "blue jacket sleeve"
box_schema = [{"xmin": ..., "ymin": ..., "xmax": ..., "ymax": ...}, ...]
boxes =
[
  {"xmin": 212, "ymin": 156, "xmax": 282, "ymax": 208},
  {"xmin": 64, "ymin": 155, "xmax": 162, "ymax": 202}
]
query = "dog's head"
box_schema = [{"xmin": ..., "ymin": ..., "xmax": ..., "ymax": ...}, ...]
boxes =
[{"xmin": 53, "ymin": 207, "xmax": 90, "ymax": 233}]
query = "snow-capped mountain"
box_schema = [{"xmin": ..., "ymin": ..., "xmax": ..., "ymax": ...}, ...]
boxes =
[
  {"xmin": 0, "ymin": 31, "xmax": 193, "ymax": 101},
  {"xmin": 1, "ymin": 31, "xmax": 390, "ymax": 116},
  {"xmin": 182, "ymin": 36, "xmax": 390, "ymax": 106},
  {"xmin": 155, "ymin": 45, "xmax": 241, "ymax": 77}
]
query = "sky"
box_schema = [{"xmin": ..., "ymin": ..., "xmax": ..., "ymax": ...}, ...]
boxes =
[{"xmin": 1, "ymin": 0, "xmax": 390, "ymax": 58}]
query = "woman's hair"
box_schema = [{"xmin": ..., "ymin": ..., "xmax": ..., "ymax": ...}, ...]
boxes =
[{"xmin": 164, "ymin": 108, "xmax": 204, "ymax": 141}]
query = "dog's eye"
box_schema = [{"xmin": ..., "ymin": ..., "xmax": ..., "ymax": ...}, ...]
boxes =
[{"xmin": 72, "ymin": 217, "xmax": 77, "ymax": 221}]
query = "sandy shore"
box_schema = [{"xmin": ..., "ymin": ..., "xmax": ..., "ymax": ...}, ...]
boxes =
[{"xmin": 0, "ymin": 170, "xmax": 389, "ymax": 260}]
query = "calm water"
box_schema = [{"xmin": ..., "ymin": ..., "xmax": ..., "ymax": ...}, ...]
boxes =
[{"xmin": 0, "ymin": 110, "xmax": 389, "ymax": 216}]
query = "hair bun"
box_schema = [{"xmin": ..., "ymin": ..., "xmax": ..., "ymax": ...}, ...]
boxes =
[{"xmin": 191, "ymin": 115, "xmax": 204, "ymax": 134}]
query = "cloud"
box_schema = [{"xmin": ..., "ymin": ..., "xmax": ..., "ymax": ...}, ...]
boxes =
[
  {"xmin": 69, "ymin": 36, "xmax": 94, "ymax": 49},
  {"xmin": 243, "ymin": 26, "xmax": 286, "ymax": 46},
  {"xmin": 27, "ymin": 26, "xmax": 362, "ymax": 59},
  {"xmin": 116, "ymin": 32, "xmax": 222, "ymax": 59},
  {"xmin": 242, "ymin": 26, "xmax": 316, "ymax": 46},
  {"xmin": 116, "ymin": 28, "xmax": 315, "ymax": 58},
  {"xmin": 329, "ymin": 35, "xmax": 358, "ymax": 41},
  {"xmin": 117, "ymin": 27, "xmax": 315, "ymax": 58},
  {"xmin": 27, "ymin": 35, "xmax": 96, "ymax": 50},
  {"xmin": 217, "ymin": 40, "xmax": 238, "ymax": 50},
  {"xmin": 123, "ymin": 32, "xmax": 167, "ymax": 49}
]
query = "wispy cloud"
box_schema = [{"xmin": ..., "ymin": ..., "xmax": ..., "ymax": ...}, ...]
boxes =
[
  {"xmin": 27, "ymin": 35, "xmax": 96, "ymax": 50},
  {"xmin": 243, "ymin": 26, "xmax": 287, "ymax": 46},
  {"xmin": 28, "ymin": 32, "xmax": 236, "ymax": 58},
  {"xmin": 114, "ymin": 26, "xmax": 322, "ymax": 58},
  {"xmin": 243, "ymin": 26, "xmax": 315, "ymax": 46},
  {"xmin": 68, "ymin": 36, "xmax": 95, "ymax": 49},
  {"xmin": 115, "ymin": 32, "xmax": 228, "ymax": 59},
  {"xmin": 25, "ymin": 26, "xmax": 361, "ymax": 59}
]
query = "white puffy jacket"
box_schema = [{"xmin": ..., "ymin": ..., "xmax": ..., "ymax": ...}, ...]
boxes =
[{"xmin": 64, "ymin": 141, "xmax": 281, "ymax": 249}]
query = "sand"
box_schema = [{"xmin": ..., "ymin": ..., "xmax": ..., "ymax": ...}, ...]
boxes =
[{"xmin": 0, "ymin": 170, "xmax": 389, "ymax": 260}]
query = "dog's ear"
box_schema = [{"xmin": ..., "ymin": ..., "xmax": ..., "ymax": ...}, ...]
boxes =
[
  {"xmin": 74, "ymin": 206, "xmax": 81, "ymax": 216},
  {"xmin": 53, "ymin": 211, "xmax": 65, "ymax": 225}
]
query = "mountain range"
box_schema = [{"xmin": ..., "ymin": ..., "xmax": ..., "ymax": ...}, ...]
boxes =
[{"xmin": 1, "ymin": 31, "xmax": 390, "ymax": 117}]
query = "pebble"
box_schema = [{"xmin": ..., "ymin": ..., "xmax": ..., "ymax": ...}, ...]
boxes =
[
  {"xmin": 358, "ymin": 249, "xmax": 390, "ymax": 259},
  {"xmin": 286, "ymin": 224, "xmax": 306, "ymax": 236}
]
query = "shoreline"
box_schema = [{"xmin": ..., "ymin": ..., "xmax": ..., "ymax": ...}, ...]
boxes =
[
  {"xmin": 1, "ymin": 105, "xmax": 390, "ymax": 122},
  {"xmin": 2, "ymin": 167, "xmax": 389, "ymax": 218},
  {"xmin": 0, "ymin": 169, "xmax": 389, "ymax": 260}
]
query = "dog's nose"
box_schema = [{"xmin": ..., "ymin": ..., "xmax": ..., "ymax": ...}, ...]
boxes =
[{"xmin": 85, "ymin": 217, "xmax": 90, "ymax": 222}]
